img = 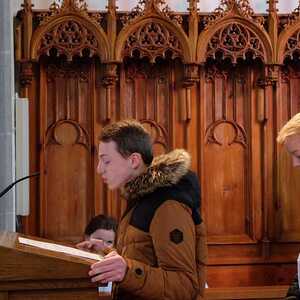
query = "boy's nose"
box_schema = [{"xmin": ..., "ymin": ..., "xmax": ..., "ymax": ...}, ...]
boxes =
[{"xmin": 97, "ymin": 161, "xmax": 103, "ymax": 174}]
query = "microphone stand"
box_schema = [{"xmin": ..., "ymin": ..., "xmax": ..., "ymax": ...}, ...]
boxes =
[
  {"xmin": 0, "ymin": 172, "xmax": 40, "ymax": 199},
  {"xmin": 0, "ymin": 172, "xmax": 40, "ymax": 232}
]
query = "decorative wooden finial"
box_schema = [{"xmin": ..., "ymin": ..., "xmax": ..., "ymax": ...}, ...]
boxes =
[
  {"xmin": 267, "ymin": 0, "xmax": 278, "ymax": 13},
  {"xmin": 188, "ymin": 0, "xmax": 198, "ymax": 13},
  {"xmin": 107, "ymin": 0, "xmax": 117, "ymax": 11},
  {"xmin": 22, "ymin": 0, "xmax": 33, "ymax": 12}
]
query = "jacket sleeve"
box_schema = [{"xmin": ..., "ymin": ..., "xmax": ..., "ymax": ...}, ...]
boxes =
[{"xmin": 118, "ymin": 200, "xmax": 205, "ymax": 300}]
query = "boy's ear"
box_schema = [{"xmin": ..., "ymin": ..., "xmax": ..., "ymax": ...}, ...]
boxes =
[{"xmin": 129, "ymin": 153, "xmax": 143, "ymax": 169}]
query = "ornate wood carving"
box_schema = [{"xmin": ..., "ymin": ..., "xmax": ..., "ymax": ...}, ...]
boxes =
[
  {"xmin": 284, "ymin": 29, "xmax": 300, "ymax": 60},
  {"xmin": 102, "ymin": 63, "xmax": 118, "ymax": 121},
  {"xmin": 30, "ymin": 0, "xmax": 109, "ymax": 62},
  {"xmin": 122, "ymin": 22, "xmax": 183, "ymax": 63},
  {"xmin": 286, "ymin": 2, "xmax": 300, "ymax": 27},
  {"xmin": 203, "ymin": 0, "xmax": 264, "ymax": 29},
  {"xmin": 20, "ymin": 0, "xmax": 33, "ymax": 60},
  {"xmin": 45, "ymin": 61, "xmax": 91, "ymax": 128},
  {"xmin": 37, "ymin": 0, "xmax": 88, "ymax": 25},
  {"xmin": 20, "ymin": 61, "xmax": 34, "ymax": 87},
  {"xmin": 141, "ymin": 119, "xmax": 169, "ymax": 153},
  {"xmin": 120, "ymin": 0, "xmax": 181, "ymax": 26},
  {"xmin": 206, "ymin": 67, "xmax": 248, "ymax": 147},
  {"xmin": 46, "ymin": 119, "xmax": 90, "ymax": 148},
  {"xmin": 206, "ymin": 23, "xmax": 265, "ymax": 63},
  {"xmin": 206, "ymin": 120, "xmax": 247, "ymax": 147},
  {"xmin": 182, "ymin": 64, "xmax": 199, "ymax": 121},
  {"xmin": 37, "ymin": 20, "xmax": 99, "ymax": 61},
  {"xmin": 120, "ymin": 60, "xmax": 171, "ymax": 154}
]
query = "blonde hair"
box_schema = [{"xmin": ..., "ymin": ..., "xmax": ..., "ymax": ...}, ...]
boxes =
[{"xmin": 277, "ymin": 112, "xmax": 300, "ymax": 144}]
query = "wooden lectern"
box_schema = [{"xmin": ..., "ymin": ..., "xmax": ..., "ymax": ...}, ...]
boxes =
[{"xmin": 0, "ymin": 231, "xmax": 112, "ymax": 300}]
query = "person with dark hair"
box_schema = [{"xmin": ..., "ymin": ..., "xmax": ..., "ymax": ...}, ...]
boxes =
[
  {"xmin": 77, "ymin": 214, "xmax": 118, "ymax": 252},
  {"xmin": 82, "ymin": 119, "xmax": 207, "ymax": 300}
]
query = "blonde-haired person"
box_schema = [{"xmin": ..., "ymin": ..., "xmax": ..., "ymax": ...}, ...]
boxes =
[
  {"xmin": 277, "ymin": 113, "xmax": 300, "ymax": 299},
  {"xmin": 277, "ymin": 112, "xmax": 300, "ymax": 167}
]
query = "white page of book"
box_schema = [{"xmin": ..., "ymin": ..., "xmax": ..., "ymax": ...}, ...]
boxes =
[{"xmin": 18, "ymin": 237, "xmax": 103, "ymax": 261}]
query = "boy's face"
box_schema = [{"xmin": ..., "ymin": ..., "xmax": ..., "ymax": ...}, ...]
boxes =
[
  {"xmin": 285, "ymin": 134, "xmax": 300, "ymax": 167},
  {"xmin": 87, "ymin": 229, "xmax": 115, "ymax": 248},
  {"xmin": 97, "ymin": 140, "xmax": 134, "ymax": 189}
]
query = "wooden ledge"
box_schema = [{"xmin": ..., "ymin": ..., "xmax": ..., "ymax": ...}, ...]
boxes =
[{"xmin": 204, "ymin": 285, "xmax": 289, "ymax": 300}]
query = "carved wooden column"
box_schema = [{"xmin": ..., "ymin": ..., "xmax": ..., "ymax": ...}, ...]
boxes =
[
  {"xmin": 18, "ymin": 0, "xmax": 33, "ymax": 98},
  {"xmin": 182, "ymin": 63, "xmax": 199, "ymax": 168},
  {"xmin": 22, "ymin": 0, "xmax": 32, "ymax": 61},
  {"xmin": 188, "ymin": 0, "xmax": 199, "ymax": 57},
  {"xmin": 267, "ymin": 0, "xmax": 278, "ymax": 50},
  {"xmin": 19, "ymin": 61, "xmax": 34, "ymax": 98},
  {"xmin": 183, "ymin": 64, "xmax": 199, "ymax": 121},
  {"xmin": 17, "ymin": 0, "xmax": 39, "ymax": 234},
  {"xmin": 107, "ymin": 0, "xmax": 117, "ymax": 58},
  {"xmin": 102, "ymin": 63, "xmax": 118, "ymax": 121},
  {"xmin": 256, "ymin": 65, "xmax": 279, "ymax": 258}
]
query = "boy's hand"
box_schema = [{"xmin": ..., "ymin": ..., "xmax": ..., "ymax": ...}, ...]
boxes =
[{"xmin": 89, "ymin": 251, "xmax": 128, "ymax": 283}]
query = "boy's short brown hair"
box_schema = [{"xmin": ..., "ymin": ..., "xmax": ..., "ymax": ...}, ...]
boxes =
[{"xmin": 99, "ymin": 120, "xmax": 153, "ymax": 166}]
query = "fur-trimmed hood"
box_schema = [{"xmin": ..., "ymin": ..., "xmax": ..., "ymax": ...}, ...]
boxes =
[{"xmin": 123, "ymin": 149, "xmax": 191, "ymax": 201}]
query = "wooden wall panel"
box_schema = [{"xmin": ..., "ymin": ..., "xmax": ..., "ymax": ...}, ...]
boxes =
[
  {"xmin": 40, "ymin": 59, "xmax": 95, "ymax": 242},
  {"xmin": 120, "ymin": 59, "xmax": 172, "ymax": 156},
  {"xmin": 202, "ymin": 64, "xmax": 258, "ymax": 244}
]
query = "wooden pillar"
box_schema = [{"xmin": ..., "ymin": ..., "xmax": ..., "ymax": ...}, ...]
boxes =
[
  {"xmin": 188, "ymin": 0, "xmax": 199, "ymax": 59},
  {"xmin": 256, "ymin": 65, "xmax": 279, "ymax": 258},
  {"xmin": 102, "ymin": 63, "xmax": 118, "ymax": 121}
]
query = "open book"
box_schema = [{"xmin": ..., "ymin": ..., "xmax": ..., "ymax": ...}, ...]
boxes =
[{"xmin": 18, "ymin": 236, "xmax": 103, "ymax": 261}]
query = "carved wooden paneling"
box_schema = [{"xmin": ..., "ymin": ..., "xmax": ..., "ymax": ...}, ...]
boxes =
[
  {"xmin": 120, "ymin": 59, "xmax": 171, "ymax": 155},
  {"xmin": 122, "ymin": 22, "xmax": 183, "ymax": 63},
  {"xmin": 40, "ymin": 59, "xmax": 95, "ymax": 242},
  {"xmin": 207, "ymin": 23, "xmax": 265, "ymax": 63},
  {"xmin": 38, "ymin": 20, "xmax": 99, "ymax": 61},
  {"xmin": 202, "ymin": 64, "xmax": 258, "ymax": 244}
]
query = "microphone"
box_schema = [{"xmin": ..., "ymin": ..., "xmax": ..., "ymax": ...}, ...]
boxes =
[{"xmin": 0, "ymin": 172, "xmax": 40, "ymax": 199}]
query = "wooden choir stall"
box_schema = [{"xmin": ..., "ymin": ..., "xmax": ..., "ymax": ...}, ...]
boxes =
[{"xmin": 12, "ymin": 0, "xmax": 300, "ymax": 298}]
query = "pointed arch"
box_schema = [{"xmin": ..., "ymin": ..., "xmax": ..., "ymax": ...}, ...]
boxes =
[
  {"xmin": 115, "ymin": 15, "xmax": 192, "ymax": 63},
  {"xmin": 197, "ymin": 16, "xmax": 273, "ymax": 64},
  {"xmin": 277, "ymin": 21, "xmax": 300, "ymax": 64},
  {"xmin": 30, "ymin": 13, "xmax": 110, "ymax": 61}
]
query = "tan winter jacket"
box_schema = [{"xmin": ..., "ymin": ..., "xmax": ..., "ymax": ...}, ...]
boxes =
[{"xmin": 113, "ymin": 149, "xmax": 207, "ymax": 300}]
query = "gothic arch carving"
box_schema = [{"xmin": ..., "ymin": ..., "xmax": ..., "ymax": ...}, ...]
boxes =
[
  {"xmin": 277, "ymin": 21, "xmax": 300, "ymax": 64},
  {"xmin": 205, "ymin": 120, "xmax": 247, "ymax": 148},
  {"xmin": 115, "ymin": 16, "xmax": 192, "ymax": 63},
  {"xmin": 197, "ymin": 17, "xmax": 273, "ymax": 64},
  {"xmin": 46, "ymin": 119, "xmax": 90, "ymax": 150},
  {"xmin": 30, "ymin": 14, "xmax": 110, "ymax": 61}
]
